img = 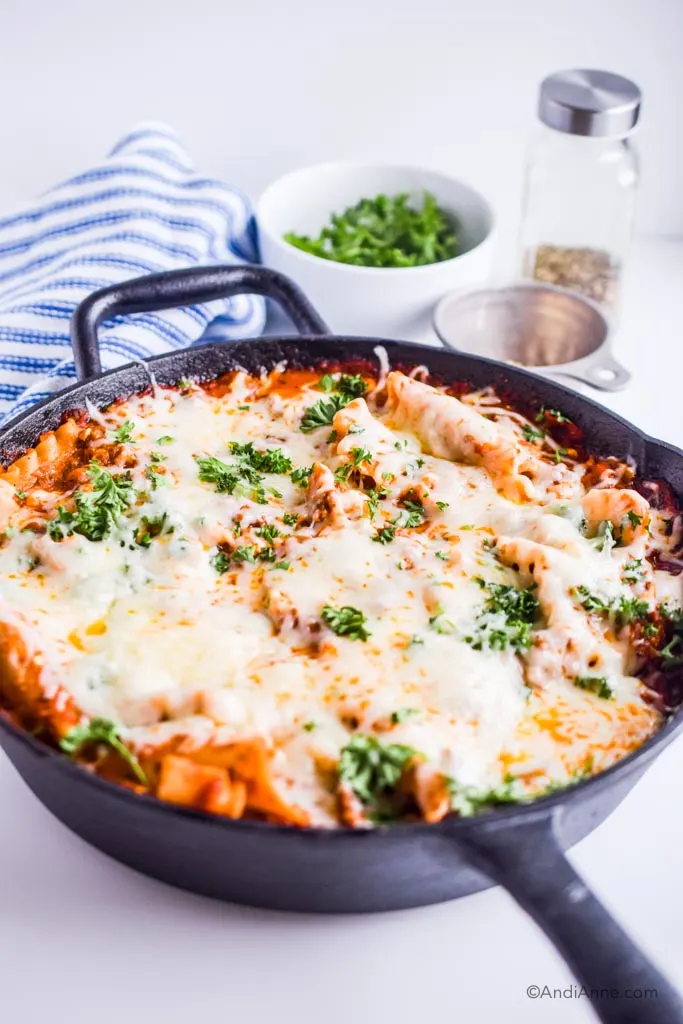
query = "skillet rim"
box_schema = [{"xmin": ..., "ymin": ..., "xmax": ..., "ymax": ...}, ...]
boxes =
[{"xmin": 1, "ymin": 332, "xmax": 682, "ymax": 840}]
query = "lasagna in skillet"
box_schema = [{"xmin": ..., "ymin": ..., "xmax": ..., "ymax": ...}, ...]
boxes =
[{"xmin": 0, "ymin": 358, "xmax": 681, "ymax": 827}]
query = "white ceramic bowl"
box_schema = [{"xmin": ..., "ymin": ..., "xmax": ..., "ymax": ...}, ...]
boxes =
[{"xmin": 256, "ymin": 163, "xmax": 496, "ymax": 340}]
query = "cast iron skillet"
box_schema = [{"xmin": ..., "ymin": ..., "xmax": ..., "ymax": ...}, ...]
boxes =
[{"xmin": 0, "ymin": 265, "xmax": 682, "ymax": 1024}]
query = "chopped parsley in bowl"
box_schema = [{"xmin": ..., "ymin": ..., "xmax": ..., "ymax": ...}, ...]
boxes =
[{"xmin": 283, "ymin": 191, "xmax": 460, "ymax": 269}]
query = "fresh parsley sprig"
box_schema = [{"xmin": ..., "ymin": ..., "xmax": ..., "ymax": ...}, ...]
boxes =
[
  {"xmin": 135, "ymin": 512, "xmax": 173, "ymax": 548},
  {"xmin": 574, "ymin": 675, "xmax": 614, "ymax": 700},
  {"xmin": 448, "ymin": 774, "xmax": 527, "ymax": 817},
  {"xmin": 334, "ymin": 447, "xmax": 372, "ymax": 483},
  {"xmin": 109, "ymin": 421, "xmax": 135, "ymax": 443},
  {"xmin": 300, "ymin": 374, "xmax": 369, "ymax": 433},
  {"xmin": 322, "ymin": 604, "xmax": 371, "ymax": 641},
  {"xmin": 60, "ymin": 717, "xmax": 146, "ymax": 784},
  {"xmin": 574, "ymin": 586, "xmax": 650, "ymax": 629},
  {"xmin": 227, "ymin": 441, "xmax": 293, "ymax": 475},
  {"xmin": 47, "ymin": 462, "xmax": 135, "ymax": 542},
  {"xmin": 338, "ymin": 734, "xmax": 418, "ymax": 817},
  {"xmin": 300, "ymin": 395, "xmax": 348, "ymax": 433},
  {"xmin": 659, "ymin": 604, "xmax": 683, "ymax": 668},
  {"xmin": 463, "ymin": 578, "xmax": 541, "ymax": 653},
  {"xmin": 196, "ymin": 443, "xmax": 292, "ymax": 504},
  {"xmin": 317, "ymin": 373, "xmax": 368, "ymax": 398}
]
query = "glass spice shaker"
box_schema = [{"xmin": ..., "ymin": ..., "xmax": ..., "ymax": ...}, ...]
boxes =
[{"xmin": 519, "ymin": 69, "xmax": 641, "ymax": 316}]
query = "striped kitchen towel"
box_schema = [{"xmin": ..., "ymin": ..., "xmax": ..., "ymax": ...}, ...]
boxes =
[{"xmin": 0, "ymin": 122, "xmax": 266, "ymax": 424}]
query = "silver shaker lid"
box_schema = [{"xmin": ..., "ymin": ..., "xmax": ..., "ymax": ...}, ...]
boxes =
[{"xmin": 538, "ymin": 69, "xmax": 641, "ymax": 137}]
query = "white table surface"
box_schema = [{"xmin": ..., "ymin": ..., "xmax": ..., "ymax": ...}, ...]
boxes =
[{"xmin": 1, "ymin": 238, "xmax": 682, "ymax": 1024}]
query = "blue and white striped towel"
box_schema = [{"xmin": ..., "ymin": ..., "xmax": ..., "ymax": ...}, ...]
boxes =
[{"xmin": 0, "ymin": 122, "xmax": 266, "ymax": 424}]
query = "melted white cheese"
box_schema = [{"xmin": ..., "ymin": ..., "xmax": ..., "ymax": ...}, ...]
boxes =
[{"xmin": 0, "ymin": 370, "xmax": 677, "ymax": 825}]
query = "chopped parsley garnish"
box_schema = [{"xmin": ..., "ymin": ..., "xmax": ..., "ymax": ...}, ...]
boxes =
[
  {"xmin": 393, "ymin": 499, "xmax": 424, "ymax": 529},
  {"xmin": 334, "ymin": 446, "xmax": 372, "ymax": 483},
  {"xmin": 335, "ymin": 374, "xmax": 368, "ymax": 397},
  {"xmin": 303, "ymin": 720, "xmax": 317, "ymax": 732},
  {"xmin": 574, "ymin": 586, "xmax": 650, "ymax": 628},
  {"xmin": 110, "ymin": 420, "xmax": 135, "ymax": 443},
  {"xmin": 612, "ymin": 595, "xmax": 650, "ymax": 626},
  {"xmin": 195, "ymin": 455, "xmax": 238, "ymax": 492},
  {"xmin": 365, "ymin": 487, "xmax": 388, "ymax": 519},
  {"xmin": 522, "ymin": 424, "xmax": 545, "ymax": 443},
  {"xmin": 285, "ymin": 192, "xmax": 458, "ymax": 269},
  {"xmin": 338, "ymin": 735, "xmax": 418, "ymax": 814},
  {"xmin": 157, "ymin": 435, "xmax": 174, "ymax": 445},
  {"xmin": 283, "ymin": 512, "xmax": 298, "ymax": 526},
  {"xmin": 429, "ymin": 607, "xmax": 455, "ymax": 635},
  {"xmin": 435, "ymin": 500, "xmax": 449, "ymax": 511},
  {"xmin": 212, "ymin": 550, "xmax": 231, "ymax": 574},
  {"xmin": 290, "ymin": 465, "xmax": 313, "ymax": 488},
  {"xmin": 539, "ymin": 759, "xmax": 595, "ymax": 797},
  {"xmin": 59, "ymin": 717, "xmax": 146, "ymax": 784},
  {"xmin": 321, "ymin": 604, "xmax": 371, "ymax": 641},
  {"xmin": 145, "ymin": 465, "xmax": 167, "ymax": 490},
  {"xmin": 574, "ymin": 675, "xmax": 613, "ymax": 700},
  {"xmin": 574, "ymin": 586, "xmax": 608, "ymax": 613},
  {"xmin": 554, "ymin": 447, "xmax": 569, "ymax": 464},
  {"xmin": 390, "ymin": 708, "xmax": 420, "ymax": 724},
  {"xmin": 625, "ymin": 510, "xmax": 643, "ymax": 529},
  {"xmin": 372, "ymin": 525, "xmax": 396, "ymax": 544},
  {"xmin": 300, "ymin": 394, "xmax": 349, "ymax": 433},
  {"xmin": 228, "ymin": 441, "xmax": 293, "ymax": 475},
  {"xmin": 257, "ymin": 547, "xmax": 277, "ymax": 564},
  {"xmin": 536, "ymin": 407, "xmax": 571, "ymax": 424},
  {"xmin": 326, "ymin": 430, "xmax": 337, "ymax": 444},
  {"xmin": 463, "ymin": 578, "xmax": 541, "ymax": 653},
  {"xmin": 659, "ymin": 604, "xmax": 683, "ymax": 667},
  {"xmin": 301, "ymin": 375, "xmax": 368, "ymax": 432},
  {"xmin": 47, "ymin": 462, "xmax": 135, "ymax": 542},
  {"xmin": 210, "ymin": 522, "xmax": 278, "ymax": 571},
  {"xmin": 271, "ymin": 560, "xmax": 290, "ymax": 571},
  {"xmin": 447, "ymin": 774, "xmax": 527, "ymax": 817},
  {"xmin": 623, "ymin": 559, "xmax": 644, "ymax": 583},
  {"xmin": 233, "ymin": 545, "xmax": 257, "ymax": 564},
  {"xmin": 436, "ymin": 550, "xmax": 449, "ymax": 561},
  {"xmin": 594, "ymin": 519, "xmax": 617, "ymax": 553},
  {"xmin": 134, "ymin": 512, "xmax": 172, "ymax": 548},
  {"xmin": 317, "ymin": 372, "xmax": 368, "ymax": 398},
  {"xmin": 196, "ymin": 443, "xmax": 289, "ymax": 504},
  {"xmin": 256, "ymin": 523, "xmax": 280, "ymax": 544}
]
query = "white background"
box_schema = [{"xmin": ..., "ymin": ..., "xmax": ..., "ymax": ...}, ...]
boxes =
[
  {"xmin": 0, "ymin": 5, "xmax": 682, "ymax": 1024},
  {"xmin": 1, "ymin": 0, "xmax": 682, "ymax": 240}
]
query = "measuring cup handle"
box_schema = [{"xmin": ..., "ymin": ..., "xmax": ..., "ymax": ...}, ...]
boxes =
[{"xmin": 564, "ymin": 352, "xmax": 632, "ymax": 392}]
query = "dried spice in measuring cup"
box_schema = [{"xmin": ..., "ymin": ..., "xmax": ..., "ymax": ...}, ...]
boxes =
[{"xmin": 526, "ymin": 245, "xmax": 620, "ymax": 309}]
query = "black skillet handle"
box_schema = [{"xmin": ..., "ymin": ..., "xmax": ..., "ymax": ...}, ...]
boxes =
[
  {"xmin": 450, "ymin": 811, "xmax": 683, "ymax": 1024},
  {"xmin": 70, "ymin": 265, "xmax": 330, "ymax": 381}
]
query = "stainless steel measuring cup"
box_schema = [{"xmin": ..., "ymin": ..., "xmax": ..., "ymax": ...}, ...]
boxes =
[{"xmin": 433, "ymin": 282, "xmax": 630, "ymax": 391}]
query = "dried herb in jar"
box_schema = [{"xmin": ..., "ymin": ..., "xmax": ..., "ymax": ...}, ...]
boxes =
[{"xmin": 526, "ymin": 245, "xmax": 620, "ymax": 309}]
